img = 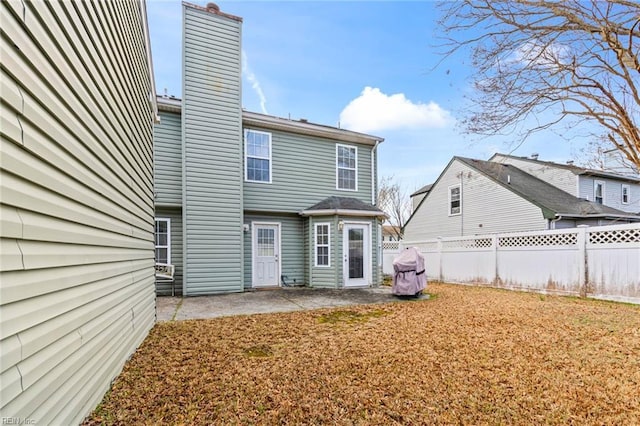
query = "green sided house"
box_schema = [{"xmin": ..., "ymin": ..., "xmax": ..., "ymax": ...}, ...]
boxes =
[{"xmin": 153, "ymin": 2, "xmax": 386, "ymax": 296}]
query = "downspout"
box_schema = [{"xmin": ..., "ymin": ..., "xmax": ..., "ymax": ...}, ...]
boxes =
[
  {"xmin": 371, "ymin": 140, "xmax": 380, "ymax": 205},
  {"xmin": 550, "ymin": 215, "xmax": 563, "ymax": 230}
]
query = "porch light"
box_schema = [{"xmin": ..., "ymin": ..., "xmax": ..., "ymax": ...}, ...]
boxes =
[{"xmin": 338, "ymin": 220, "xmax": 344, "ymax": 230}]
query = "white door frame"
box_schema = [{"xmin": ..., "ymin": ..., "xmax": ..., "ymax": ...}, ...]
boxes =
[
  {"xmin": 342, "ymin": 221, "xmax": 371, "ymax": 287},
  {"xmin": 251, "ymin": 222, "xmax": 281, "ymax": 288}
]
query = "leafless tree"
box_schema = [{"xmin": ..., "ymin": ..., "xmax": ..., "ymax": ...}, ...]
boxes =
[
  {"xmin": 437, "ymin": 0, "xmax": 640, "ymax": 168},
  {"xmin": 377, "ymin": 176, "xmax": 411, "ymax": 240}
]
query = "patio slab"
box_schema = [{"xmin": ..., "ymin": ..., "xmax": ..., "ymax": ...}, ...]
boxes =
[{"xmin": 156, "ymin": 286, "xmax": 426, "ymax": 321}]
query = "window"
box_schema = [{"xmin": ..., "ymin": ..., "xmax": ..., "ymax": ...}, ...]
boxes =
[
  {"xmin": 245, "ymin": 129, "xmax": 272, "ymax": 183},
  {"xmin": 315, "ymin": 223, "xmax": 330, "ymax": 267},
  {"xmin": 622, "ymin": 184, "xmax": 630, "ymax": 204},
  {"xmin": 449, "ymin": 184, "xmax": 461, "ymax": 215},
  {"xmin": 594, "ymin": 180, "xmax": 604, "ymax": 204},
  {"xmin": 155, "ymin": 218, "xmax": 171, "ymax": 264},
  {"xmin": 336, "ymin": 144, "xmax": 357, "ymax": 190}
]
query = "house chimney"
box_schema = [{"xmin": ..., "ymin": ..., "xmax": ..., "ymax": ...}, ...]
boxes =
[{"xmin": 530, "ymin": 153, "xmax": 539, "ymax": 160}]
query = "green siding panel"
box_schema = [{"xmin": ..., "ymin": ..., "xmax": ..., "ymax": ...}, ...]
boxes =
[
  {"xmin": 154, "ymin": 111, "xmax": 182, "ymax": 205},
  {"xmin": 243, "ymin": 213, "xmax": 305, "ymax": 288},
  {"xmin": 243, "ymin": 128, "xmax": 375, "ymax": 212},
  {"xmin": 155, "ymin": 207, "xmax": 183, "ymax": 295},
  {"xmin": 0, "ymin": 0, "xmax": 155, "ymax": 423},
  {"xmin": 182, "ymin": 5, "xmax": 243, "ymax": 295}
]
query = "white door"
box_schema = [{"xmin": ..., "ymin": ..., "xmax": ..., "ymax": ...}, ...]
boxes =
[
  {"xmin": 343, "ymin": 223, "xmax": 370, "ymax": 287},
  {"xmin": 253, "ymin": 223, "xmax": 280, "ymax": 287}
]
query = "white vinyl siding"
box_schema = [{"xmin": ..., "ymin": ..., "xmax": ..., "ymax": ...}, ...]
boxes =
[
  {"xmin": 336, "ymin": 144, "xmax": 358, "ymax": 191},
  {"xmin": 315, "ymin": 223, "xmax": 331, "ymax": 267},
  {"xmin": 449, "ymin": 184, "xmax": 461, "ymax": 215},
  {"xmin": 245, "ymin": 129, "xmax": 272, "ymax": 183},
  {"xmin": 1, "ymin": 1, "xmax": 155, "ymax": 424},
  {"xmin": 491, "ymin": 154, "xmax": 579, "ymax": 196},
  {"xmin": 404, "ymin": 160, "xmax": 548, "ymax": 240},
  {"xmin": 155, "ymin": 218, "xmax": 171, "ymax": 264}
]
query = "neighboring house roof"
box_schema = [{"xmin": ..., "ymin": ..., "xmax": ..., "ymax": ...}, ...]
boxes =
[
  {"xmin": 410, "ymin": 183, "xmax": 433, "ymax": 198},
  {"xmin": 155, "ymin": 96, "xmax": 384, "ymax": 146},
  {"xmin": 300, "ymin": 196, "xmax": 387, "ymax": 218},
  {"xmin": 382, "ymin": 225, "xmax": 401, "ymax": 236},
  {"xmin": 457, "ymin": 157, "xmax": 640, "ymax": 220},
  {"xmin": 490, "ymin": 153, "xmax": 640, "ymax": 183}
]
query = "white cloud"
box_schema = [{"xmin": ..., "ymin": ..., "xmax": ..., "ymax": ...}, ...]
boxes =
[
  {"xmin": 339, "ymin": 87, "xmax": 452, "ymax": 133},
  {"xmin": 513, "ymin": 40, "xmax": 571, "ymax": 70},
  {"xmin": 241, "ymin": 50, "xmax": 268, "ymax": 114}
]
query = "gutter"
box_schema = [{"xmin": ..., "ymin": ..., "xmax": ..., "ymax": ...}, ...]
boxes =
[
  {"xmin": 299, "ymin": 209, "xmax": 388, "ymax": 219},
  {"xmin": 554, "ymin": 213, "xmax": 640, "ymax": 220}
]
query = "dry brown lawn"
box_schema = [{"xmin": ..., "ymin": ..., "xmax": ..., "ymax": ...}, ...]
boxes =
[{"xmin": 85, "ymin": 283, "xmax": 640, "ymax": 425}]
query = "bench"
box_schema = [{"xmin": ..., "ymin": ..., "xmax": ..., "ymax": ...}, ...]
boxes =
[{"xmin": 155, "ymin": 263, "xmax": 176, "ymax": 296}]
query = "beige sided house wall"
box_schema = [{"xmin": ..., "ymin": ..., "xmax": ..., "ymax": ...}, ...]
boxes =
[
  {"xmin": 1, "ymin": 1, "xmax": 156, "ymax": 424},
  {"xmin": 404, "ymin": 160, "xmax": 547, "ymax": 240},
  {"xmin": 491, "ymin": 154, "xmax": 578, "ymax": 196}
]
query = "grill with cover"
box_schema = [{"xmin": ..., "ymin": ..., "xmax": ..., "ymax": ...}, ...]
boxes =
[{"xmin": 392, "ymin": 247, "xmax": 427, "ymax": 296}]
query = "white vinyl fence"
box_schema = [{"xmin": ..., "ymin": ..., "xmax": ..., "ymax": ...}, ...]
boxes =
[
  {"xmin": 382, "ymin": 241, "xmax": 401, "ymax": 275},
  {"xmin": 399, "ymin": 223, "xmax": 640, "ymax": 304}
]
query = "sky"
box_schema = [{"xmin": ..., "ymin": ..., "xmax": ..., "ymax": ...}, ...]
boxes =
[{"xmin": 147, "ymin": 0, "xmax": 586, "ymax": 195}]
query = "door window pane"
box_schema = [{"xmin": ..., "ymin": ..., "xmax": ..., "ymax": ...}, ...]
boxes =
[
  {"xmin": 348, "ymin": 228, "xmax": 364, "ymax": 279},
  {"xmin": 257, "ymin": 228, "xmax": 275, "ymax": 256}
]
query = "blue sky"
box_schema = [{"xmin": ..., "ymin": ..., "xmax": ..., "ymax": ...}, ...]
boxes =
[{"xmin": 147, "ymin": 1, "xmax": 584, "ymax": 194}]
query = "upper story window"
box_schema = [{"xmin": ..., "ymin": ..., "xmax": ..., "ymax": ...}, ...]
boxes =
[
  {"xmin": 594, "ymin": 180, "xmax": 604, "ymax": 204},
  {"xmin": 449, "ymin": 184, "xmax": 461, "ymax": 215},
  {"xmin": 336, "ymin": 144, "xmax": 357, "ymax": 190},
  {"xmin": 245, "ymin": 129, "xmax": 272, "ymax": 183},
  {"xmin": 315, "ymin": 223, "xmax": 330, "ymax": 267},
  {"xmin": 155, "ymin": 218, "xmax": 171, "ymax": 264},
  {"xmin": 622, "ymin": 184, "xmax": 630, "ymax": 204}
]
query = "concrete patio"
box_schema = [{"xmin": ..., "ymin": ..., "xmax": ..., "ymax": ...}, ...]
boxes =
[{"xmin": 156, "ymin": 286, "xmax": 427, "ymax": 321}]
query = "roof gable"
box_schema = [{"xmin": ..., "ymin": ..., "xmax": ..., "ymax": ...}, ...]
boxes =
[{"xmin": 457, "ymin": 157, "xmax": 637, "ymax": 219}]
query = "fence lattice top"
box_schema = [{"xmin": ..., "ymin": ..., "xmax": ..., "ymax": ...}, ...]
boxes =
[
  {"xmin": 499, "ymin": 233, "xmax": 577, "ymax": 248},
  {"xmin": 589, "ymin": 227, "xmax": 640, "ymax": 245}
]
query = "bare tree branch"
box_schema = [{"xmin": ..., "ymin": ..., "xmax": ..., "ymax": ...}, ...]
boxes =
[
  {"xmin": 377, "ymin": 176, "xmax": 411, "ymax": 240},
  {"xmin": 437, "ymin": 0, "xmax": 640, "ymax": 169}
]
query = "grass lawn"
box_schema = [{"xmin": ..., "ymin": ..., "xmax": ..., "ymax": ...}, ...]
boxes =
[{"xmin": 85, "ymin": 283, "xmax": 640, "ymax": 425}]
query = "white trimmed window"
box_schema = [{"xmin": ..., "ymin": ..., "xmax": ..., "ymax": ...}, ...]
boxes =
[
  {"xmin": 336, "ymin": 144, "xmax": 357, "ymax": 190},
  {"xmin": 245, "ymin": 129, "xmax": 272, "ymax": 183},
  {"xmin": 155, "ymin": 218, "xmax": 171, "ymax": 264},
  {"xmin": 594, "ymin": 180, "xmax": 604, "ymax": 204},
  {"xmin": 315, "ymin": 223, "xmax": 330, "ymax": 267},
  {"xmin": 622, "ymin": 184, "xmax": 630, "ymax": 204},
  {"xmin": 449, "ymin": 184, "xmax": 461, "ymax": 215}
]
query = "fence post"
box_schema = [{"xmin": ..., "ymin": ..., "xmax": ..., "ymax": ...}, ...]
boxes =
[
  {"xmin": 436, "ymin": 237, "xmax": 443, "ymax": 282},
  {"xmin": 492, "ymin": 234, "xmax": 499, "ymax": 285},
  {"xmin": 577, "ymin": 225, "xmax": 589, "ymax": 297}
]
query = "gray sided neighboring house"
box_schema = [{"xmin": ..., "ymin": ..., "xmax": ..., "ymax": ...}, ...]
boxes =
[
  {"xmin": 1, "ymin": 0, "xmax": 157, "ymax": 423},
  {"xmin": 404, "ymin": 157, "xmax": 640, "ymax": 241},
  {"xmin": 153, "ymin": 3, "xmax": 386, "ymax": 296}
]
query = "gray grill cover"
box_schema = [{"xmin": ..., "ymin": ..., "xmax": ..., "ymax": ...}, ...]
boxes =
[{"xmin": 392, "ymin": 247, "xmax": 427, "ymax": 295}]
